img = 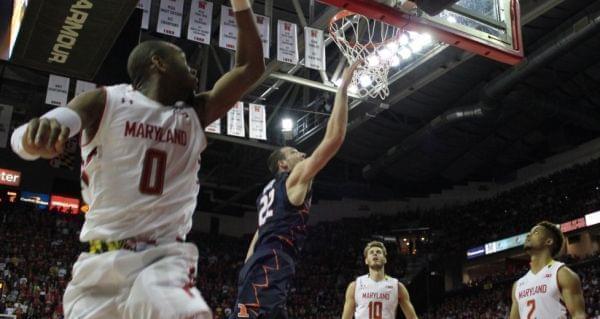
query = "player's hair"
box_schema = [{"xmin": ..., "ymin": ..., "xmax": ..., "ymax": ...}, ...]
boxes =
[
  {"xmin": 127, "ymin": 40, "xmax": 173, "ymax": 89},
  {"xmin": 537, "ymin": 221, "xmax": 565, "ymax": 257},
  {"xmin": 267, "ymin": 148, "xmax": 286, "ymax": 175},
  {"xmin": 363, "ymin": 241, "xmax": 387, "ymax": 258}
]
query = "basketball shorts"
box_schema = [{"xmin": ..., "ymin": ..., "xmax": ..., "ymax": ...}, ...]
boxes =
[
  {"xmin": 63, "ymin": 242, "xmax": 212, "ymax": 319},
  {"xmin": 230, "ymin": 248, "xmax": 296, "ymax": 319}
]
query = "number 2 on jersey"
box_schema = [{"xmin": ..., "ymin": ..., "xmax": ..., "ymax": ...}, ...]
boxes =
[
  {"xmin": 526, "ymin": 299, "xmax": 535, "ymax": 319},
  {"xmin": 140, "ymin": 148, "xmax": 167, "ymax": 195},
  {"xmin": 258, "ymin": 181, "xmax": 276, "ymax": 226},
  {"xmin": 368, "ymin": 301, "xmax": 383, "ymax": 319}
]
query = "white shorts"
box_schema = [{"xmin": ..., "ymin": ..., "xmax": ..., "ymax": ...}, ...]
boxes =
[{"xmin": 63, "ymin": 242, "xmax": 212, "ymax": 319}]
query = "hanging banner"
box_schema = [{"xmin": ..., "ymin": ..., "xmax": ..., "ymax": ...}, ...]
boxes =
[
  {"xmin": 277, "ymin": 20, "xmax": 298, "ymax": 64},
  {"xmin": 75, "ymin": 80, "xmax": 97, "ymax": 97},
  {"xmin": 205, "ymin": 118, "xmax": 221, "ymax": 134},
  {"xmin": 45, "ymin": 75, "xmax": 70, "ymax": 107},
  {"xmin": 304, "ymin": 27, "xmax": 325, "ymax": 70},
  {"xmin": 137, "ymin": 0, "xmax": 151, "ymax": 29},
  {"xmin": 255, "ymin": 14, "xmax": 271, "ymax": 59},
  {"xmin": 227, "ymin": 102, "xmax": 245, "ymax": 137},
  {"xmin": 0, "ymin": 105, "xmax": 13, "ymax": 148},
  {"xmin": 157, "ymin": 0, "xmax": 184, "ymax": 37},
  {"xmin": 219, "ymin": 6, "xmax": 270, "ymax": 57},
  {"xmin": 249, "ymin": 103, "xmax": 267, "ymax": 140},
  {"xmin": 219, "ymin": 5, "xmax": 237, "ymax": 50},
  {"xmin": 187, "ymin": 0, "xmax": 213, "ymax": 45}
]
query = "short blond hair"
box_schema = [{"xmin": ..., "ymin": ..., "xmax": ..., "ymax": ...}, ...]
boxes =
[{"xmin": 363, "ymin": 241, "xmax": 387, "ymax": 258}]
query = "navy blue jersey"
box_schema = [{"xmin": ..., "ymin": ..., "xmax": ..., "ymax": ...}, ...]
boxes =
[{"xmin": 255, "ymin": 172, "xmax": 311, "ymax": 259}]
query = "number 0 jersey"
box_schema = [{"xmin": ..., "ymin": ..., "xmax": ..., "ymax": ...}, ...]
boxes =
[
  {"xmin": 515, "ymin": 261, "xmax": 567, "ymax": 319},
  {"xmin": 254, "ymin": 172, "xmax": 312, "ymax": 259},
  {"xmin": 354, "ymin": 274, "xmax": 399, "ymax": 319},
  {"xmin": 79, "ymin": 84, "xmax": 206, "ymax": 242}
]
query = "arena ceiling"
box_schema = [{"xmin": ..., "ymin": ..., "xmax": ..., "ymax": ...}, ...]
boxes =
[{"xmin": 2, "ymin": 0, "xmax": 600, "ymax": 215}]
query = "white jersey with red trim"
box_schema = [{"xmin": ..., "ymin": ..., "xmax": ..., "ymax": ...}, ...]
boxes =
[
  {"xmin": 515, "ymin": 261, "xmax": 567, "ymax": 319},
  {"xmin": 354, "ymin": 274, "xmax": 398, "ymax": 319},
  {"xmin": 79, "ymin": 84, "xmax": 206, "ymax": 242}
]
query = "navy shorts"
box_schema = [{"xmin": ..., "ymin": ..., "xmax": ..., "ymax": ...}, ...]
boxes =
[{"xmin": 230, "ymin": 248, "xmax": 295, "ymax": 319}]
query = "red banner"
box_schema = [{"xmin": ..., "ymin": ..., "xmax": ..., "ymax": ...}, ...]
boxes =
[
  {"xmin": 50, "ymin": 195, "xmax": 80, "ymax": 214},
  {"xmin": 560, "ymin": 217, "xmax": 586, "ymax": 233},
  {"xmin": 0, "ymin": 168, "xmax": 21, "ymax": 187}
]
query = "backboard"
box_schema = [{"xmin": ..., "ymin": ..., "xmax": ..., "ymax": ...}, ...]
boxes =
[{"xmin": 320, "ymin": 0, "xmax": 524, "ymax": 65}]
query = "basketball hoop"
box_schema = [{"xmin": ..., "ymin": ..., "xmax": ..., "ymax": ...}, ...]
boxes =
[{"xmin": 330, "ymin": 10, "xmax": 429, "ymax": 100}]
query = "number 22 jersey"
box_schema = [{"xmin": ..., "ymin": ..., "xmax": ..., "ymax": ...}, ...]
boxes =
[
  {"xmin": 254, "ymin": 172, "xmax": 312, "ymax": 259},
  {"xmin": 79, "ymin": 84, "xmax": 207, "ymax": 242}
]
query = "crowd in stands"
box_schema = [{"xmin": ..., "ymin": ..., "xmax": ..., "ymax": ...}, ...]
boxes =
[{"xmin": 1, "ymin": 159, "xmax": 600, "ymax": 318}]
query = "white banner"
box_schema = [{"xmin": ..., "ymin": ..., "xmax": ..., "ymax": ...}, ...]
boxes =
[
  {"xmin": 255, "ymin": 14, "xmax": 271, "ymax": 59},
  {"xmin": 227, "ymin": 102, "xmax": 245, "ymax": 137},
  {"xmin": 205, "ymin": 118, "xmax": 221, "ymax": 134},
  {"xmin": 137, "ymin": 0, "xmax": 151, "ymax": 29},
  {"xmin": 45, "ymin": 75, "xmax": 70, "ymax": 107},
  {"xmin": 219, "ymin": 6, "xmax": 270, "ymax": 57},
  {"xmin": 187, "ymin": 0, "xmax": 213, "ymax": 44},
  {"xmin": 75, "ymin": 80, "xmax": 96, "ymax": 97},
  {"xmin": 304, "ymin": 27, "xmax": 325, "ymax": 70},
  {"xmin": 249, "ymin": 103, "xmax": 266, "ymax": 140},
  {"xmin": 277, "ymin": 20, "xmax": 298, "ymax": 64},
  {"xmin": 219, "ymin": 5, "xmax": 237, "ymax": 50},
  {"xmin": 157, "ymin": 0, "xmax": 184, "ymax": 37},
  {"xmin": 0, "ymin": 104, "xmax": 13, "ymax": 148}
]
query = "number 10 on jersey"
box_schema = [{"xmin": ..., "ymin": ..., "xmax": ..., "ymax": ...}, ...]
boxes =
[{"xmin": 369, "ymin": 301, "xmax": 382, "ymax": 319}]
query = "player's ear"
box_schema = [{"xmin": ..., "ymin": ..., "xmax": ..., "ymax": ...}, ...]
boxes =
[
  {"xmin": 545, "ymin": 237, "xmax": 554, "ymax": 247},
  {"xmin": 278, "ymin": 159, "xmax": 288, "ymax": 171},
  {"xmin": 150, "ymin": 55, "xmax": 167, "ymax": 73}
]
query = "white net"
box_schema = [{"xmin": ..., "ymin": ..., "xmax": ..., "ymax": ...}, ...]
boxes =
[
  {"xmin": 330, "ymin": 10, "xmax": 433, "ymax": 100},
  {"xmin": 330, "ymin": 11, "xmax": 401, "ymax": 100}
]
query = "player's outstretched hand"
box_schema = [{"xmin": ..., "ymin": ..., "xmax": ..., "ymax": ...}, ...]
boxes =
[
  {"xmin": 22, "ymin": 117, "xmax": 70, "ymax": 159},
  {"xmin": 339, "ymin": 60, "xmax": 362, "ymax": 91}
]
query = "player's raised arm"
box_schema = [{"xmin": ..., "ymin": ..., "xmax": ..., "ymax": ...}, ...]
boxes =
[
  {"xmin": 341, "ymin": 281, "xmax": 356, "ymax": 319},
  {"xmin": 193, "ymin": 0, "xmax": 265, "ymax": 128},
  {"xmin": 558, "ymin": 267, "xmax": 586, "ymax": 319},
  {"xmin": 398, "ymin": 282, "xmax": 418, "ymax": 319},
  {"xmin": 10, "ymin": 88, "xmax": 105, "ymax": 160},
  {"xmin": 285, "ymin": 62, "xmax": 359, "ymax": 200}
]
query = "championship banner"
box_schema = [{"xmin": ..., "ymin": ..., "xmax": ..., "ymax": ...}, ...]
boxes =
[
  {"xmin": 205, "ymin": 118, "xmax": 221, "ymax": 134},
  {"xmin": 304, "ymin": 27, "xmax": 325, "ymax": 70},
  {"xmin": 45, "ymin": 75, "xmax": 70, "ymax": 107},
  {"xmin": 187, "ymin": 0, "xmax": 213, "ymax": 45},
  {"xmin": 218, "ymin": 5, "xmax": 237, "ymax": 50},
  {"xmin": 75, "ymin": 80, "xmax": 96, "ymax": 97},
  {"xmin": 9, "ymin": 0, "xmax": 138, "ymax": 80},
  {"xmin": 0, "ymin": 104, "xmax": 13, "ymax": 148},
  {"xmin": 277, "ymin": 20, "xmax": 298, "ymax": 64},
  {"xmin": 249, "ymin": 103, "xmax": 267, "ymax": 140},
  {"xmin": 219, "ymin": 6, "xmax": 270, "ymax": 57},
  {"xmin": 137, "ymin": 0, "xmax": 151, "ymax": 29},
  {"xmin": 227, "ymin": 102, "xmax": 245, "ymax": 137},
  {"xmin": 157, "ymin": 0, "xmax": 184, "ymax": 37},
  {"xmin": 255, "ymin": 14, "xmax": 271, "ymax": 59}
]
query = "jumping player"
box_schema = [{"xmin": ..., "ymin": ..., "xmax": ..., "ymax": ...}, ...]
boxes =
[
  {"xmin": 342, "ymin": 241, "xmax": 418, "ymax": 319},
  {"xmin": 229, "ymin": 62, "xmax": 359, "ymax": 318},
  {"xmin": 9, "ymin": 0, "xmax": 264, "ymax": 318},
  {"xmin": 510, "ymin": 221, "xmax": 586, "ymax": 319}
]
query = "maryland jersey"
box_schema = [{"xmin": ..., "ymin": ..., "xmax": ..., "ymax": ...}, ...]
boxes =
[
  {"xmin": 79, "ymin": 84, "xmax": 206, "ymax": 242},
  {"xmin": 254, "ymin": 172, "xmax": 311, "ymax": 259},
  {"xmin": 354, "ymin": 274, "xmax": 398, "ymax": 319},
  {"xmin": 515, "ymin": 261, "xmax": 567, "ymax": 319}
]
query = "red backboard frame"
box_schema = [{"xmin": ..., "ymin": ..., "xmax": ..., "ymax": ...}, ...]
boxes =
[{"xmin": 320, "ymin": 0, "xmax": 524, "ymax": 65}]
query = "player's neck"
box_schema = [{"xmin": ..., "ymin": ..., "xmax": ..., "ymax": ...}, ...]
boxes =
[
  {"xmin": 368, "ymin": 268, "xmax": 385, "ymax": 281},
  {"xmin": 529, "ymin": 253, "xmax": 553, "ymax": 274},
  {"xmin": 138, "ymin": 77, "xmax": 188, "ymax": 106}
]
